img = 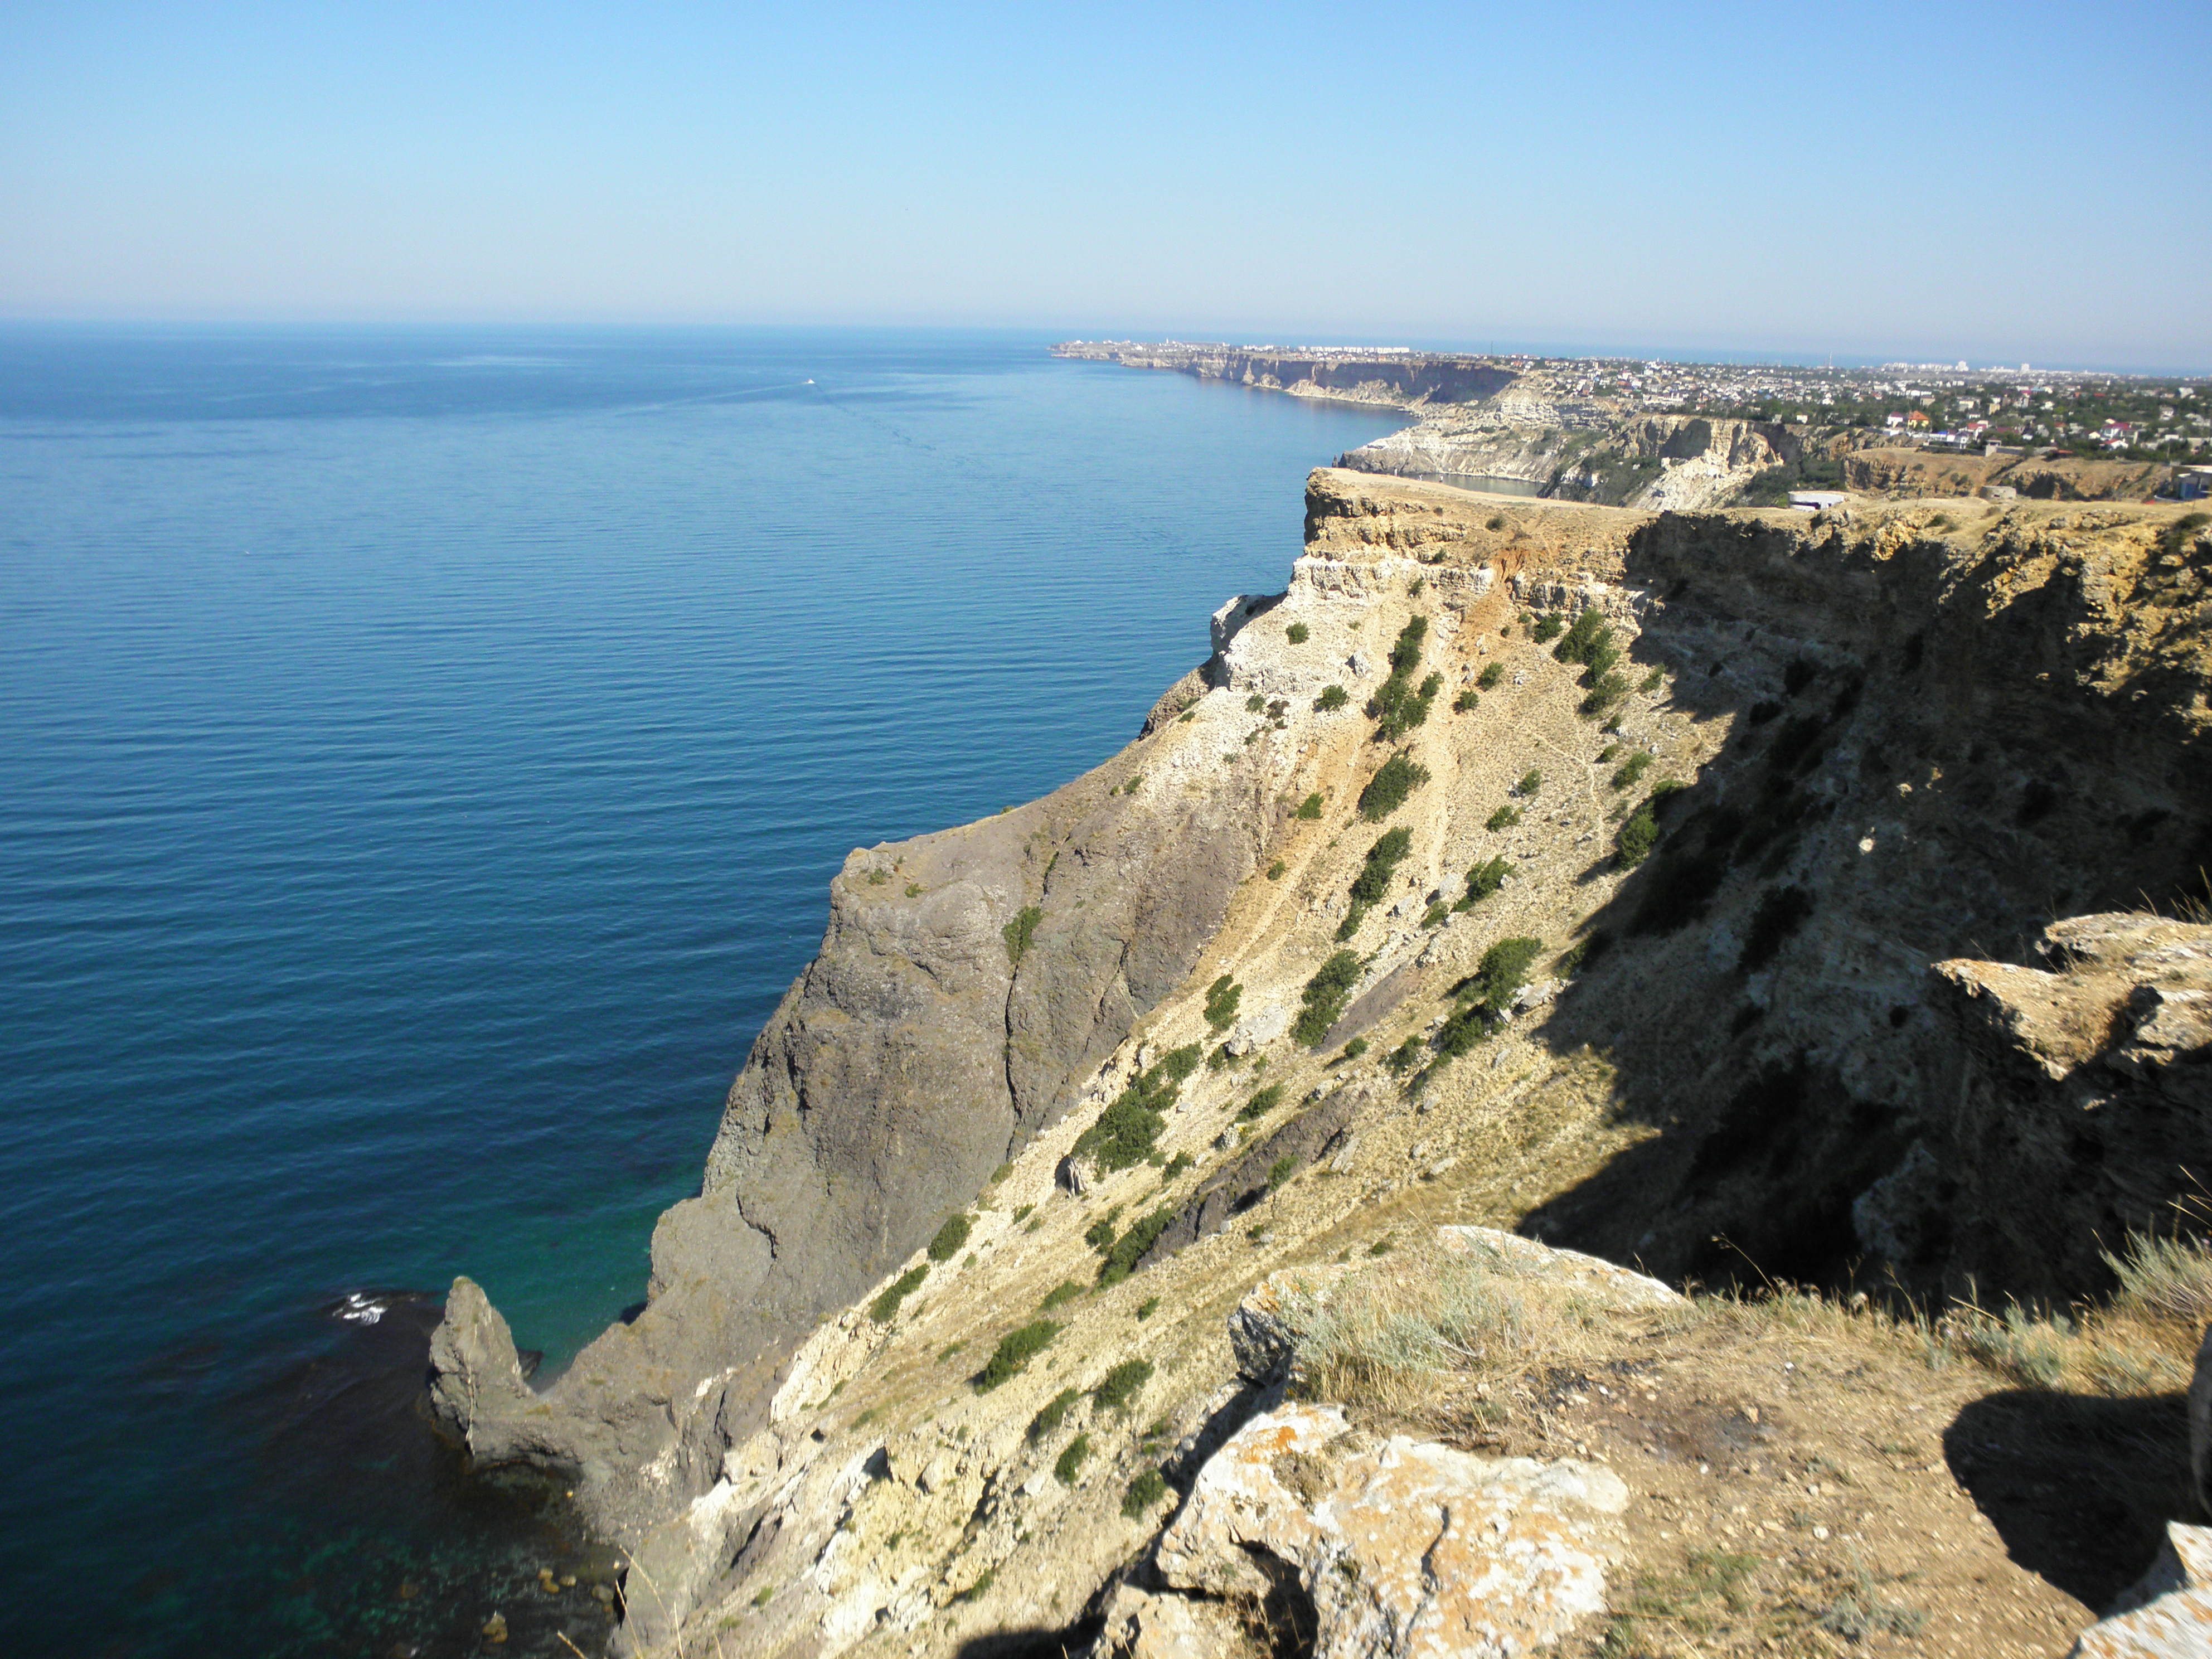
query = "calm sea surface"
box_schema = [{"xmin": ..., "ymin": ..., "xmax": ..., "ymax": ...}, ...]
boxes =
[{"xmin": 0, "ymin": 327, "xmax": 1403, "ymax": 1656}]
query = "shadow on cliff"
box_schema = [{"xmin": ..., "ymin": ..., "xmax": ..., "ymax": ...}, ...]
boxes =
[
  {"xmin": 951, "ymin": 1619, "xmax": 1105, "ymax": 1659},
  {"xmin": 1942, "ymin": 1387, "xmax": 2194, "ymax": 1607},
  {"xmin": 1497, "ymin": 516, "xmax": 2212, "ymax": 1301}
]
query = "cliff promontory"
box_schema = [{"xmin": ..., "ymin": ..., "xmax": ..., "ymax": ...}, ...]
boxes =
[{"xmin": 432, "ymin": 470, "xmax": 2212, "ymax": 1657}]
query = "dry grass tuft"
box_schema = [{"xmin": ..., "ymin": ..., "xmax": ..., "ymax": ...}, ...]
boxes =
[{"xmin": 1277, "ymin": 1244, "xmax": 1602, "ymax": 1410}]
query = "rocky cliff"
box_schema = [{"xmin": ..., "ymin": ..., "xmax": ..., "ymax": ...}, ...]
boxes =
[
  {"xmin": 1051, "ymin": 341, "xmax": 1519, "ymax": 409},
  {"xmin": 430, "ymin": 470, "xmax": 2212, "ymax": 1657}
]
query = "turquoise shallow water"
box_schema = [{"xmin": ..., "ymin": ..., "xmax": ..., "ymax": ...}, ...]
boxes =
[{"xmin": 0, "ymin": 326, "xmax": 1404, "ymax": 1656}]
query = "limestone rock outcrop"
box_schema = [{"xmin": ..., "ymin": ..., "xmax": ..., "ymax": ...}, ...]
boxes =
[
  {"xmin": 1134, "ymin": 1402, "xmax": 1628, "ymax": 1659},
  {"xmin": 1924, "ymin": 913, "xmax": 2212, "ymax": 1303},
  {"xmin": 2069, "ymin": 1524, "xmax": 2212, "ymax": 1658}
]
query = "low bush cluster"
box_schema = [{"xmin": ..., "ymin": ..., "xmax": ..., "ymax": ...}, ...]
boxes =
[
  {"xmin": 1092, "ymin": 1358, "xmax": 1153, "ymax": 1411},
  {"xmin": 1486, "ymin": 804, "xmax": 1522, "ymax": 833},
  {"xmin": 1292, "ymin": 949, "xmax": 1365, "ymax": 1046},
  {"xmin": 1370, "ymin": 616, "xmax": 1439, "ymax": 739},
  {"xmin": 1458, "ymin": 856, "xmax": 1511, "ymax": 909},
  {"xmin": 928, "ymin": 1212, "xmax": 973, "ymax": 1262},
  {"xmin": 977, "ymin": 1320, "xmax": 1060, "ymax": 1391},
  {"xmin": 870, "ymin": 1264, "xmax": 929, "ymax": 1323},
  {"xmin": 1075, "ymin": 1044, "xmax": 1202, "ymax": 1171},
  {"xmin": 1091, "ymin": 1205, "xmax": 1176, "ymax": 1286},
  {"xmin": 1027, "ymin": 1387, "xmax": 1081, "ymax": 1442},
  {"xmin": 1357, "ymin": 750, "xmax": 1431, "ymax": 822},
  {"xmin": 1611, "ymin": 750, "xmax": 1652, "ymax": 790},
  {"xmin": 1121, "ymin": 1467, "xmax": 1170, "ymax": 1519},
  {"xmin": 1338, "ymin": 825, "xmax": 1413, "ymax": 938},
  {"xmin": 1286, "ymin": 621, "xmax": 1310, "ymax": 644},
  {"xmin": 1477, "ymin": 661, "xmax": 1505, "ymax": 690},
  {"xmin": 1203, "ymin": 974, "xmax": 1242, "ymax": 1033},
  {"xmin": 1238, "ymin": 1083, "xmax": 1284, "ymax": 1121},
  {"xmin": 1316, "ymin": 685, "xmax": 1350, "ymax": 712},
  {"xmin": 1053, "ymin": 1433, "xmax": 1091, "ymax": 1484},
  {"xmin": 1294, "ymin": 790, "xmax": 1323, "ymax": 819},
  {"xmin": 1002, "ymin": 904, "xmax": 1043, "ymax": 966}
]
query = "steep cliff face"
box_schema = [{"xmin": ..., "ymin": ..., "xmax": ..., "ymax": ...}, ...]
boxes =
[
  {"xmin": 431, "ymin": 469, "xmax": 2211, "ymax": 1657},
  {"xmin": 1051, "ymin": 341, "xmax": 1519, "ymax": 409}
]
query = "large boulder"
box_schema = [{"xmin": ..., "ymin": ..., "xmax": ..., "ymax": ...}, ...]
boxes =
[{"xmin": 1147, "ymin": 1401, "xmax": 1627, "ymax": 1659}]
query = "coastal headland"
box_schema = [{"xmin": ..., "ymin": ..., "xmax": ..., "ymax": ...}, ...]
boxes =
[{"xmin": 430, "ymin": 407, "xmax": 2212, "ymax": 1655}]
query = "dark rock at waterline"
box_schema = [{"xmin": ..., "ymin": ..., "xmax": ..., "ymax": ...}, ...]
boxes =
[{"xmin": 426, "ymin": 1275, "xmax": 576, "ymax": 1471}]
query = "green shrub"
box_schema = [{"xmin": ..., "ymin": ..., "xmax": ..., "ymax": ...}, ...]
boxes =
[
  {"xmin": 1516, "ymin": 768, "xmax": 1542, "ymax": 797},
  {"xmin": 1040, "ymin": 1280, "xmax": 1085, "ymax": 1312},
  {"xmin": 1316, "ymin": 685, "xmax": 1350, "ymax": 712},
  {"xmin": 1477, "ymin": 662, "xmax": 1505, "ymax": 690},
  {"xmin": 1639, "ymin": 667, "xmax": 1665, "ymax": 692},
  {"xmin": 1053, "ymin": 1433, "xmax": 1092, "ymax": 1484},
  {"xmin": 977, "ymin": 1320, "xmax": 1060, "ymax": 1391},
  {"xmin": 1369, "ymin": 616, "xmax": 1437, "ymax": 739},
  {"xmin": 1556, "ymin": 931, "xmax": 1607, "ymax": 976},
  {"xmin": 928, "ymin": 1213, "xmax": 973, "ymax": 1262},
  {"xmin": 1485, "ymin": 515, "xmax": 1505, "ymax": 531},
  {"xmin": 1553, "ymin": 608, "xmax": 1603, "ymax": 661},
  {"xmin": 1486, "ymin": 804, "xmax": 1522, "ymax": 832},
  {"xmin": 1093, "ymin": 1358, "xmax": 1154, "ymax": 1411},
  {"xmin": 1473, "ymin": 936, "xmax": 1544, "ymax": 1012},
  {"xmin": 1420, "ymin": 901, "xmax": 1449, "ymax": 929},
  {"xmin": 1408, "ymin": 576, "xmax": 1425, "ymax": 596},
  {"xmin": 1384, "ymin": 1035, "xmax": 1424, "ymax": 1074},
  {"xmin": 1616, "ymin": 802, "xmax": 1660, "ymax": 865},
  {"xmin": 1338, "ymin": 1036, "xmax": 1369, "ymax": 1063},
  {"xmin": 1239, "ymin": 1084, "xmax": 1285, "ymax": 1120},
  {"xmin": 1097, "ymin": 1207, "xmax": 1175, "ymax": 1286},
  {"xmin": 1531, "ymin": 613, "xmax": 1565, "ymax": 644},
  {"xmin": 1286, "ymin": 622, "xmax": 1310, "ymax": 644},
  {"xmin": 1012, "ymin": 1203, "xmax": 1034, "ymax": 1223},
  {"xmin": 1162, "ymin": 1151, "xmax": 1193, "ymax": 1180},
  {"xmin": 1459, "ymin": 856, "xmax": 1511, "ymax": 908},
  {"xmin": 1137, "ymin": 1296, "xmax": 1161, "ymax": 1320},
  {"xmin": 1348, "ymin": 826, "xmax": 1413, "ymax": 913},
  {"xmin": 1268, "ymin": 1154, "xmax": 1296, "ymax": 1191},
  {"xmin": 1027, "ymin": 1388, "xmax": 1081, "ymax": 1442},
  {"xmin": 1452, "ymin": 688, "xmax": 1479, "ymax": 713},
  {"xmin": 870, "ymin": 1264, "xmax": 929, "ymax": 1323},
  {"xmin": 1003, "ymin": 905, "xmax": 1043, "ymax": 965},
  {"xmin": 1085, "ymin": 1210, "xmax": 1122, "ymax": 1253},
  {"xmin": 1292, "ymin": 949, "xmax": 1366, "ymax": 1046},
  {"xmin": 1246, "ymin": 692, "xmax": 1267, "ymax": 712},
  {"xmin": 1359, "ymin": 751, "xmax": 1430, "ymax": 821},
  {"xmin": 1204, "ymin": 974, "xmax": 1243, "ymax": 1032},
  {"xmin": 1076, "ymin": 1046, "xmax": 1201, "ymax": 1171},
  {"xmin": 1295, "ymin": 791, "xmax": 1324, "ymax": 819},
  {"xmin": 1122, "ymin": 1467, "xmax": 1171, "ymax": 1518},
  {"xmin": 989, "ymin": 1162, "xmax": 1013, "ymax": 1185},
  {"xmin": 1267, "ymin": 859, "xmax": 1286, "ymax": 881},
  {"xmin": 1612, "ymin": 750, "xmax": 1652, "ymax": 790},
  {"xmin": 1580, "ymin": 672, "xmax": 1632, "ymax": 719},
  {"xmin": 1738, "ymin": 884, "xmax": 1814, "ymax": 972}
]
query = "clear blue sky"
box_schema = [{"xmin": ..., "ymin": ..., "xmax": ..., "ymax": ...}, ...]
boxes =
[{"xmin": 4, "ymin": 0, "xmax": 2206, "ymax": 368}]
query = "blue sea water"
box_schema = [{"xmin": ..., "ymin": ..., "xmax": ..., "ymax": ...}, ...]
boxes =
[{"xmin": 0, "ymin": 327, "xmax": 1403, "ymax": 1656}]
